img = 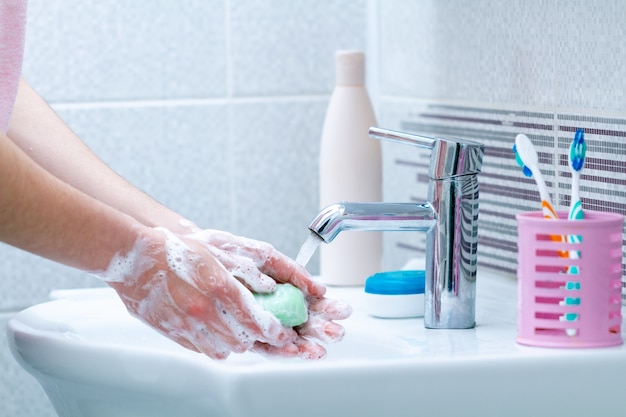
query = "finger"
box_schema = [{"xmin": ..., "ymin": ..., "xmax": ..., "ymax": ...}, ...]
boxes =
[
  {"xmin": 232, "ymin": 267, "xmax": 276, "ymax": 293},
  {"xmin": 251, "ymin": 341, "xmax": 299, "ymax": 358},
  {"xmin": 193, "ymin": 335, "xmax": 232, "ymax": 359},
  {"xmin": 171, "ymin": 337, "xmax": 201, "ymax": 353},
  {"xmin": 191, "ymin": 230, "xmax": 325, "ymax": 297},
  {"xmin": 294, "ymin": 338, "xmax": 327, "ymax": 360},
  {"xmin": 307, "ymin": 297, "xmax": 353, "ymax": 320},
  {"xmin": 193, "ymin": 234, "xmax": 277, "ymax": 294},
  {"xmin": 262, "ymin": 251, "xmax": 326, "ymax": 297},
  {"xmin": 297, "ymin": 316, "xmax": 346, "ymax": 344}
]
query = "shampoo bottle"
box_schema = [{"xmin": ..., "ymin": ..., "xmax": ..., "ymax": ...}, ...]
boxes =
[{"xmin": 318, "ymin": 50, "xmax": 382, "ymax": 286}]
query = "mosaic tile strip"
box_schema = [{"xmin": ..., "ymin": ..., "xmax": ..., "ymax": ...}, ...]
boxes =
[{"xmin": 392, "ymin": 103, "xmax": 626, "ymax": 300}]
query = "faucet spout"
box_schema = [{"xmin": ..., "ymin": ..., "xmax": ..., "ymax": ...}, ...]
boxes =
[{"xmin": 308, "ymin": 202, "xmax": 437, "ymax": 243}]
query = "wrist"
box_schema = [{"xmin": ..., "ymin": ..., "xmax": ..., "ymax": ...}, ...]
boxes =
[
  {"xmin": 90, "ymin": 223, "xmax": 164, "ymax": 285},
  {"xmin": 142, "ymin": 210, "xmax": 200, "ymax": 235},
  {"xmin": 170, "ymin": 217, "xmax": 201, "ymax": 235}
]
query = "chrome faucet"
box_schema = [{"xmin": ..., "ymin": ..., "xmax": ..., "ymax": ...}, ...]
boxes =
[{"xmin": 308, "ymin": 127, "xmax": 484, "ymax": 329}]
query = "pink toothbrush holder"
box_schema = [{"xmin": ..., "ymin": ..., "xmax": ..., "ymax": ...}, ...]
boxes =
[{"xmin": 516, "ymin": 210, "xmax": 624, "ymax": 348}]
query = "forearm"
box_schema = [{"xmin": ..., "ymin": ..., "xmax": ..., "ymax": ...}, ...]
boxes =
[
  {"xmin": 1, "ymin": 80, "xmax": 350, "ymax": 360},
  {"xmin": 0, "ymin": 133, "xmax": 146, "ymax": 271},
  {"xmin": 6, "ymin": 77, "xmax": 197, "ymax": 234}
]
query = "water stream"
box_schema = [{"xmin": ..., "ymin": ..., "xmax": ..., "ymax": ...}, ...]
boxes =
[{"xmin": 295, "ymin": 232, "xmax": 323, "ymax": 267}]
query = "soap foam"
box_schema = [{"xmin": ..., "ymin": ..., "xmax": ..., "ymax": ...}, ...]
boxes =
[
  {"xmin": 178, "ymin": 218, "xmax": 199, "ymax": 232},
  {"xmin": 93, "ymin": 227, "xmax": 290, "ymax": 358},
  {"xmin": 91, "ymin": 233, "xmax": 155, "ymax": 283},
  {"xmin": 159, "ymin": 227, "xmax": 197, "ymax": 287},
  {"xmin": 187, "ymin": 229, "xmax": 277, "ymax": 293}
]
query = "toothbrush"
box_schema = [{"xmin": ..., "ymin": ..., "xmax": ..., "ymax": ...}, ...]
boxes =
[
  {"xmin": 556, "ymin": 129, "xmax": 585, "ymax": 336},
  {"xmin": 568, "ymin": 129, "xmax": 586, "ymax": 222},
  {"xmin": 513, "ymin": 134, "xmax": 559, "ymax": 220},
  {"xmin": 567, "ymin": 128, "xmax": 586, "ymax": 274},
  {"xmin": 512, "ymin": 134, "xmax": 568, "ymax": 258}
]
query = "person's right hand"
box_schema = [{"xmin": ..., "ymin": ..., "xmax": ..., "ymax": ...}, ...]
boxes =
[
  {"xmin": 186, "ymin": 229, "xmax": 353, "ymax": 359},
  {"xmin": 251, "ymin": 294, "xmax": 352, "ymax": 359}
]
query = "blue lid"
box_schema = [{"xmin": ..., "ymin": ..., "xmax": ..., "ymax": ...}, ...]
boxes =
[{"xmin": 364, "ymin": 270, "xmax": 425, "ymax": 295}]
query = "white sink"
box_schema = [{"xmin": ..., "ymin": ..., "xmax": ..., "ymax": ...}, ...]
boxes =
[{"xmin": 8, "ymin": 270, "xmax": 626, "ymax": 417}]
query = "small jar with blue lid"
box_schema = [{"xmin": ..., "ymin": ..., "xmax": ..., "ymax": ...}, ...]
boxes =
[{"xmin": 364, "ymin": 270, "xmax": 425, "ymax": 318}]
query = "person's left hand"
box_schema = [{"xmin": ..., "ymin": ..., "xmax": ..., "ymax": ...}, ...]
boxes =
[{"xmin": 187, "ymin": 229, "xmax": 352, "ymax": 359}]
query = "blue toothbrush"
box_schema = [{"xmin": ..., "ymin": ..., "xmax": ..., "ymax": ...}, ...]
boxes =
[
  {"xmin": 567, "ymin": 129, "xmax": 586, "ymax": 274},
  {"xmin": 568, "ymin": 129, "xmax": 586, "ymax": 222}
]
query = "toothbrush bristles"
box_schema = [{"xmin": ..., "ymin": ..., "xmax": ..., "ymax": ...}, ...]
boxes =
[
  {"xmin": 572, "ymin": 157, "xmax": 583, "ymax": 171},
  {"xmin": 512, "ymin": 144, "xmax": 533, "ymax": 177},
  {"xmin": 574, "ymin": 128, "xmax": 584, "ymax": 141},
  {"xmin": 570, "ymin": 129, "xmax": 586, "ymax": 171}
]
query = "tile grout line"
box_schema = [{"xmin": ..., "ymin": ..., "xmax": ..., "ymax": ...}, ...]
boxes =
[
  {"xmin": 225, "ymin": 0, "xmax": 237, "ymax": 231},
  {"xmin": 49, "ymin": 95, "xmax": 329, "ymax": 111}
]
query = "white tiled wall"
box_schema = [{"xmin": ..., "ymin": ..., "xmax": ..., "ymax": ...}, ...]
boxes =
[
  {"xmin": 4, "ymin": 0, "xmax": 626, "ymax": 415},
  {"xmin": 377, "ymin": 0, "xmax": 626, "ymax": 111},
  {"xmin": 23, "ymin": 0, "xmax": 229, "ymax": 101}
]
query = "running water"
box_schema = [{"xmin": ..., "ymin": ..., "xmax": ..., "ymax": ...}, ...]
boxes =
[{"xmin": 295, "ymin": 232, "xmax": 323, "ymax": 267}]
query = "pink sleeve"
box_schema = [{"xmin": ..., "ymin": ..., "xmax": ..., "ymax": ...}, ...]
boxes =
[{"xmin": 0, "ymin": 0, "xmax": 27, "ymax": 133}]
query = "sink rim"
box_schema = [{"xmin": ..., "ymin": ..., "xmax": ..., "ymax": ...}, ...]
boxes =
[{"xmin": 9, "ymin": 271, "xmax": 625, "ymax": 375}]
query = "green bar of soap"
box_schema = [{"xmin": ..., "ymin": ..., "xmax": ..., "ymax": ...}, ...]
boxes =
[{"xmin": 254, "ymin": 284, "xmax": 308, "ymax": 327}]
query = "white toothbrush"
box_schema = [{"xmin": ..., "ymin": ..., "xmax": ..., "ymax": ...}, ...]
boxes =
[
  {"xmin": 513, "ymin": 134, "xmax": 569, "ymax": 261},
  {"xmin": 513, "ymin": 134, "xmax": 558, "ymax": 220}
]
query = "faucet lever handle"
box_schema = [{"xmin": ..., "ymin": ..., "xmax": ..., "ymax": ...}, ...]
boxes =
[
  {"xmin": 368, "ymin": 127, "xmax": 436, "ymax": 150},
  {"xmin": 368, "ymin": 127, "xmax": 485, "ymax": 179}
]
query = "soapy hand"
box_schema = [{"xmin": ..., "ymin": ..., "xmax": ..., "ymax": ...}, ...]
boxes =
[
  {"xmin": 93, "ymin": 227, "xmax": 302, "ymax": 359},
  {"xmin": 188, "ymin": 229, "xmax": 352, "ymax": 359},
  {"xmin": 94, "ymin": 227, "xmax": 351, "ymax": 360}
]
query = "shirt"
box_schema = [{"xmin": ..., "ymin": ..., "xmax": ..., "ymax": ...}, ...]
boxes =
[{"xmin": 0, "ymin": 0, "xmax": 26, "ymax": 133}]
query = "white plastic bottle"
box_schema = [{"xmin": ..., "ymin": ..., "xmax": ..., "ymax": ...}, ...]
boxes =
[{"xmin": 318, "ymin": 50, "xmax": 382, "ymax": 286}]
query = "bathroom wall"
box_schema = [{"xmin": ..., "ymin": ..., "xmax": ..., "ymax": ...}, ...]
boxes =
[
  {"xmin": 376, "ymin": 0, "xmax": 626, "ymax": 283},
  {"xmin": 3, "ymin": 0, "xmax": 626, "ymax": 415},
  {"xmin": 0, "ymin": 1, "xmax": 367, "ymax": 415}
]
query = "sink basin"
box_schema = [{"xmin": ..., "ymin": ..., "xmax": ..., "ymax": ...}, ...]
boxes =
[{"xmin": 8, "ymin": 270, "xmax": 626, "ymax": 417}]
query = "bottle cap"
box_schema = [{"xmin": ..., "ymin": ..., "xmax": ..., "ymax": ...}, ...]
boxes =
[
  {"xmin": 364, "ymin": 270, "xmax": 425, "ymax": 295},
  {"xmin": 335, "ymin": 50, "xmax": 365, "ymax": 86},
  {"xmin": 364, "ymin": 270, "xmax": 425, "ymax": 318}
]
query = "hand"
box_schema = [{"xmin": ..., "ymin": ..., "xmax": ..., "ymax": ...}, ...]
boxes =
[
  {"xmin": 252, "ymin": 294, "xmax": 353, "ymax": 359},
  {"xmin": 93, "ymin": 227, "xmax": 298, "ymax": 359},
  {"xmin": 187, "ymin": 229, "xmax": 352, "ymax": 359},
  {"xmin": 186, "ymin": 229, "xmax": 326, "ymax": 295}
]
